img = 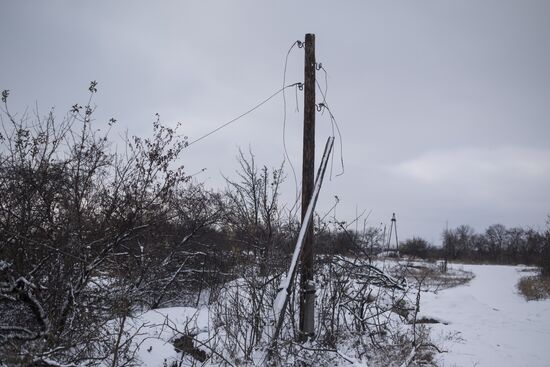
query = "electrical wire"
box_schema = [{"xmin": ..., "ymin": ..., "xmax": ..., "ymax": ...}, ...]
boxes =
[
  {"xmin": 316, "ymin": 77, "xmax": 345, "ymax": 178},
  {"xmin": 282, "ymin": 41, "xmax": 303, "ymax": 216},
  {"xmin": 316, "ymin": 64, "xmax": 334, "ymax": 178},
  {"xmin": 318, "ymin": 64, "xmax": 329, "ymax": 109},
  {"xmin": 186, "ymin": 82, "xmax": 302, "ymax": 148}
]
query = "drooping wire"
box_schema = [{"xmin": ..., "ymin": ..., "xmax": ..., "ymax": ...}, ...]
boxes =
[
  {"xmin": 316, "ymin": 65, "xmax": 344, "ymax": 178},
  {"xmin": 326, "ymin": 103, "xmax": 345, "ymax": 178},
  {"xmin": 186, "ymin": 82, "xmax": 302, "ymax": 148},
  {"xmin": 294, "ymin": 83, "xmax": 300, "ymax": 113},
  {"xmin": 317, "ymin": 63, "xmax": 329, "ymax": 109},
  {"xmin": 282, "ymin": 41, "xmax": 303, "ymax": 216},
  {"xmin": 316, "ymin": 64, "xmax": 335, "ymax": 177},
  {"xmin": 319, "ymin": 195, "xmax": 340, "ymax": 223},
  {"xmin": 315, "ymin": 71, "xmax": 345, "ymax": 178}
]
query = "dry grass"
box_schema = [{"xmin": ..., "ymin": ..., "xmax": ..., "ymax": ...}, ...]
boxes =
[
  {"xmin": 517, "ymin": 275, "xmax": 550, "ymax": 301},
  {"xmin": 397, "ymin": 262, "xmax": 474, "ymax": 291}
]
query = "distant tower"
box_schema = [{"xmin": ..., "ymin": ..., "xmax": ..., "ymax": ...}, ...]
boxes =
[{"xmin": 387, "ymin": 213, "xmax": 399, "ymax": 252}]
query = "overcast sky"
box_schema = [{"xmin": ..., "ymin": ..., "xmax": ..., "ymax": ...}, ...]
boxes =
[{"xmin": 2, "ymin": 1, "xmax": 549, "ymax": 244}]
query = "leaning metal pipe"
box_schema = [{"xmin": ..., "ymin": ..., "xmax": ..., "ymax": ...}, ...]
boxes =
[{"xmin": 267, "ymin": 136, "xmax": 335, "ymax": 358}]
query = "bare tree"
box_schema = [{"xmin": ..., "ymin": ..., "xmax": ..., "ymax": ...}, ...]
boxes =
[
  {"xmin": 485, "ymin": 223, "xmax": 507, "ymax": 260},
  {"xmin": 222, "ymin": 148, "xmax": 287, "ymax": 275}
]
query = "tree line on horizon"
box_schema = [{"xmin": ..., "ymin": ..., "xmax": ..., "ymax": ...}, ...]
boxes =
[{"xmin": 399, "ymin": 222, "xmax": 550, "ymax": 275}]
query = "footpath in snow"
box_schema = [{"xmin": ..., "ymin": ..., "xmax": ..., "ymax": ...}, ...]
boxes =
[{"xmin": 420, "ymin": 264, "xmax": 550, "ymax": 367}]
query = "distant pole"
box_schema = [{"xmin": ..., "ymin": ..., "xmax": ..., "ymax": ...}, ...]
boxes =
[
  {"xmin": 299, "ymin": 33, "xmax": 316, "ymax": 340},
  {"xmin": 444, "ymin": 220, "xmax": 449, "ymax": 272},
  {"xmin": 387, "ymin": 217, "xmax": 393, "ymax": 251},
  {"xmin": 392, "ymin": 213, "xmax": 399, "ymax": 251},
  {"xmin": 387, "ymin": 213, "xmax": 399, "ymax": 251},
  {"xmin": 382, "ymin": 224, "xmax": 387, "ymax": 251}
]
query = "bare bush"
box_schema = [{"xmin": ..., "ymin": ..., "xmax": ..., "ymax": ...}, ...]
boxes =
[
  {"xmin": 0, "ymin": 84, "xmax": 193, "ymax": 366},
  {"xmin": 517, "ymin": 275, "xmax": 550, "ymax": 301},
  {"xmin": 222, "ymin": 149, "xmax": 289, "ymax": 275}
]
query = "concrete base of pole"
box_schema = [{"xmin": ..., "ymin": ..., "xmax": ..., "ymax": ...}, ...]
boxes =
[{"xmin": 299, "ymin": 281, "xmax": 316, "ymax": 340}]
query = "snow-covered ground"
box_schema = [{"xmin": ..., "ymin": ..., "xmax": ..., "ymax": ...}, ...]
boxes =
[
  {"xmin": 122, "ymin": 307, "xmax": 209, "ymax": 367},
  {"xmin": 124, "ymin": 263, "xmax": 550, "ymax": 366},
  {"xmin": 420, "ymin": 264, "xmax": 550, "ymax": 367}
]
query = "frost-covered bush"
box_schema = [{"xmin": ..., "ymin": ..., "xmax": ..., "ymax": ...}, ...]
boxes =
[{"xmin": 195, "ymin": 255, "xmax": 426, "ymax": 367}]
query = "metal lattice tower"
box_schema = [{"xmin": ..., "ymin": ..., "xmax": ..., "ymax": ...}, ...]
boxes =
[{"xmin": 387, "ymin": 213, "xmax": 399, "ymax": 252}]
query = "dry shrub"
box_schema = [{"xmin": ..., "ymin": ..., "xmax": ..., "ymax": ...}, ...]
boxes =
[{"xmin": 517, "ymin": 275, "xmax": 550, "ymax": 301}]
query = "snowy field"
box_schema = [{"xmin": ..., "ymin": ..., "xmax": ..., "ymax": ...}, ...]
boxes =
[{"xmin": 420, "ymin": 264, "xmax": 550, "ymax": 367}]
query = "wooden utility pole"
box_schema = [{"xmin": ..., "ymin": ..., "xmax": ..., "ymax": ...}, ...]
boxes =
[{"xmin": 299, "ymin": 33, "xmax": 316, "ymax": 340}]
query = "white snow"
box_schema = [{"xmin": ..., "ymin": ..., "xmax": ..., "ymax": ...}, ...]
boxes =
[
  {"xmin": 126, "ymin": 307, "xmax": 209, "ymax": 367},
  {"xmin": 420, "ymin": 264, "xmax": 550, "ymax": 367}
]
